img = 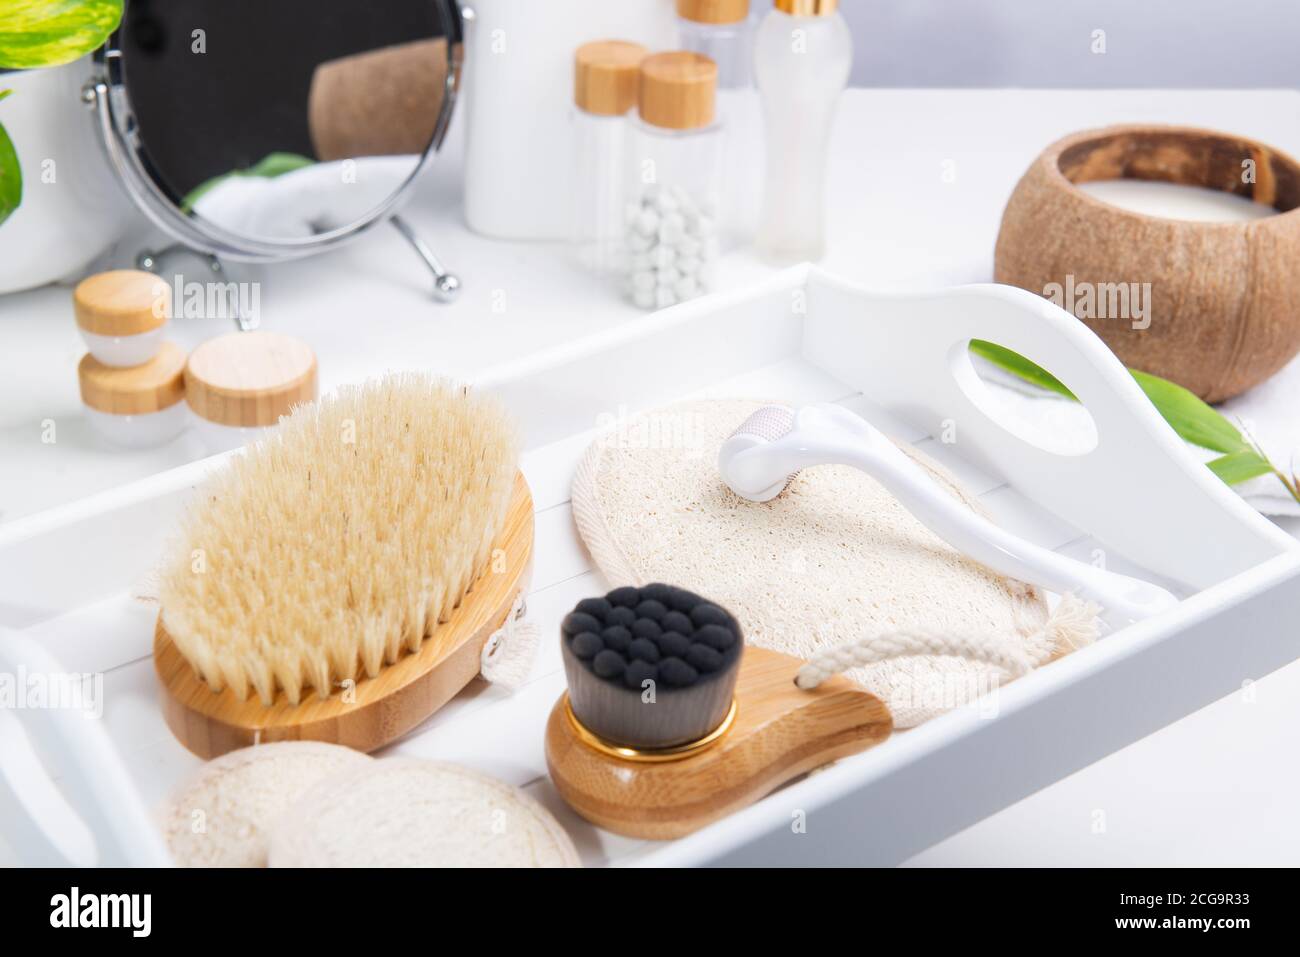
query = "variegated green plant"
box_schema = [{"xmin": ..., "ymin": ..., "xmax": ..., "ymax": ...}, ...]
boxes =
[
  {"xmin": 970, "ymin": 339, "xmax": 1298, "ymax": 504},
  {"xmin": 0, "ymin": 0, "xmax": 122, "ymax": 69},
  {"xmin": 0, "ymin": 90, "xmax": 18, "ymax": 226}
]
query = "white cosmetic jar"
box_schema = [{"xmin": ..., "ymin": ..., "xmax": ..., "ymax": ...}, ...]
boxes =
[
  {"xmin": 73, "ymin": 269, "xmax": 171, "ymax": 367},
  {"xmin": 78, "ymin": 341, "xmax": 188, "ymax": 448},
  {"xmin": 185, "ymin": 331, "xmax": 319, "ymax": 453}
]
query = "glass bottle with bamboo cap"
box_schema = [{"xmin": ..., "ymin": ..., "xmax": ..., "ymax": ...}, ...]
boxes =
[
  {"xmin": 677, "ymin": 0, "xmax": 761, "ymax": 246},
  {"xmin": 675, "ymin": 0, "xmax": 754, "ymax": 88},
  {"xmin": 754, "ymin": 0, "xmax": 852, "ymax": 263},
  {"xmin": 624, "ymin": 51, "xmax": 722, "ymax": 310},
  {"xmin": 571, "ymin": 40, "xmax": 648, "ymax": 274}
]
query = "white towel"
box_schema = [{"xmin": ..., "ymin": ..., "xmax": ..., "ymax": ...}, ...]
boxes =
[{"xmin": 193, "ymin": 156, "xmax": 419, "ymax": 238}]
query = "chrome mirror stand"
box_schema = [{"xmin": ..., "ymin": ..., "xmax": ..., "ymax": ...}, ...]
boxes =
[
  {"xmin": 133, "ymin": 246, "xmax": 258, "ymax": 332},
  {"xmin": 390, "ymin": 215, "xmax": 460, "ymax": 302}
]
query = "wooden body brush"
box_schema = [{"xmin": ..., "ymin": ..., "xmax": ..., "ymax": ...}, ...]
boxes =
[
  {"xmin": 153, "ymin": 375, "xmax": 532, "ymax": 759},
  {"xmin": 545, "ymin": 585, "xmax": 892, "ymax": 839}
]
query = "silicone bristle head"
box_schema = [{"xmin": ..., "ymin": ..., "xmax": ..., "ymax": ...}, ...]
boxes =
[{"xmin": 730, "ymin": 405, "xmax": 795, "ymax": 443}]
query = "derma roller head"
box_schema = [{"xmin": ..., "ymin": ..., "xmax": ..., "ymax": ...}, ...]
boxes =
[{"xmin": 718, "ymin": 405, "xmax": 798, "ymax": 502}]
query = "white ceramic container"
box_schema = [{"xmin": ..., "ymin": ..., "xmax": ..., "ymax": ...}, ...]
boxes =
[{"xmin": 0, "ymin": 57, "xmax": 134, "ymax": 293}]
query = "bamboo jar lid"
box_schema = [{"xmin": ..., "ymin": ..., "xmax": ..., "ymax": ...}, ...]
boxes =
[
  {"xmin": 638, "ymin": 52, "xmax": 717, "ymax": 130},
  {"xmin": 574, "ymin": 40, "xmax": 647, "ymax": 116},
  {"xmin": 775, "ymin": 0, "xmax": 839, "ymax": 14},
  {"xmin": 676, "ymin": 0, "xmax": 750, "ymax": 24},
  {"xmin": 74, "ymin": 270, "xmax": 170, "ymax": 337},
  {"xmin": 185, "ymin": 332, "xmax": 318, "ymax": 428},
  {"xmin": 78, "ymin": 341, "xmax": 186, "ymax": 415}
]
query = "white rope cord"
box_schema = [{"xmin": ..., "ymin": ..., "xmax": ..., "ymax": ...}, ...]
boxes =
[
  {"xmin": 479, "ymin": 594, "xmax": 539, "ymax": 691},
  {"xmin": 794, "ymin": 629, "xmax": 1038, "ymax": 689}
]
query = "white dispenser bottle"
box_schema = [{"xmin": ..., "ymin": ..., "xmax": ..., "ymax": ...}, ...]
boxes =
[
  {"xmin": 676, "ymin": 0, "xmax": 753, "ymax": 88},
  {"xmin": 753, "ymin": 0, "xmax": 852, "ymax": 263}
]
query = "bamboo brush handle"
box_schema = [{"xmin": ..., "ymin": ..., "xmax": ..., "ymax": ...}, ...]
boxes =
[{"xmin": 545, "ymin": 646, "xmax": 892, "ymax": 840}]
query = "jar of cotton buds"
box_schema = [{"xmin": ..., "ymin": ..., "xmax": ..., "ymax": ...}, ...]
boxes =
[{"xmin": 624, "ymin": 52, "xmax": 722, "ymax": 310}]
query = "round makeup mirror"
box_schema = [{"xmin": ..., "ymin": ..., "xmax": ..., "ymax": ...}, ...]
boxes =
[{"xmin": 85, "ymin": 0, "xmax": 463, "ymax": 300}]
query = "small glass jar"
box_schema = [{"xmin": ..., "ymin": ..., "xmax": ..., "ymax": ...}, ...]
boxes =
[
  {"xmin": 78, "ymin": 341, "xmax": 188, "ymax": 448},
  {"xmin": 73, "ymin": 269, "xmax": 170, "ymax": 367},
  {"xmin": 571, "ymin": 41, "xmax": 647, "ymax": 274},
  {"xmin": 624, "ymin": 52, "xmax": 722, "ymax": 310},
  {"xmin": 678, "ymin": 0, "xmax": 761, "ymax": 246},
  {"xmin": 676, "ymin": 0, "xmax": 753, "ymax": 88},
  {"xmin": 185, "ymin": 331, "xmax": 318, "ymax": 453}
]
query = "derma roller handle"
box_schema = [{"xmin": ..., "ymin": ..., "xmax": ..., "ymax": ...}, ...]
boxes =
[
  {"xmin": 803, "ymin": 404, "xmax": 1180, "ymax": 625},
  {"xmin": 863, "ymin": 437, "xmax": 1179, "ymax": 623},
  {"xmin": 721, "ymin": 403, "xmax": 1179, "ymax": 625}
]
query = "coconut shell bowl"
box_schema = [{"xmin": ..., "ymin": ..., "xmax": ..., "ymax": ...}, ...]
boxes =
[{"xmin": 995, "ymin": 124, "xmax": 1300, "ymax": 402}]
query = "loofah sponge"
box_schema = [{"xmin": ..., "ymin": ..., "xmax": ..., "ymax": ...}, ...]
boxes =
[
  {"xmin": 571, "ymin": 399, "xmax": 1099, "ymax": 728},
  {"xmin": 157, "ymin": 374, "xmax": 518, "ymax": 706},
  {"xmin": 268, "ymin": 759, "xmax": 581, "ymax": 868},
  {"xmin": 157, "ymin": 742, "xmax": 373, "ymax": 868}
]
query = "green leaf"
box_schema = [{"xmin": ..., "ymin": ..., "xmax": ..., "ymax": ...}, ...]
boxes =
[
  {"xmin": 1128, "ymin": 369, "xmax": 1249, "ymax": 455},
  {"xmin": 0, "ymin": 0, "xmax": 123, "ymax": 70},
  {"xmin": 968, "ymin": 341, "xmax": 1251, "ymax": 455},
  {"xmin": 970, "ymin": 339, "xmax": 1077, "ymax": 399},
  {"xmin": 244, "ymin": 152, "xmax": 317, "ymax": 179},
  {"xmin": 0, "ymin": 117, "xmax": 21, "ymax": 228},
  {"xmin": 182, "ymin": 152, "xmax": 316, "ymax": 212},
  {"xmin": 1206, "ymin": 450, "xmax": 1276, "ymax": 485}
]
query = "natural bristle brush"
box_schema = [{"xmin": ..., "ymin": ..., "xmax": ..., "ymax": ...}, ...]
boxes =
[
  {"xmin": 718, "ymin": 402, "xmax": 1179, "ymax": 625},
  {"xmin": 153, "ymin": 374, "xmax": 534, "ymax": 758}
]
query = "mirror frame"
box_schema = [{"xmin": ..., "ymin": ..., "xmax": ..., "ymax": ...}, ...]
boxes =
[{"xmin": 83, "ymin": 0, "xmax": 464, "ymax": 262}]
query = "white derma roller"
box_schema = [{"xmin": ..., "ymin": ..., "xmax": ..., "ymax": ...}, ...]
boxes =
[{"xmin": 718, "ymin": 402, "xmax": 1179, "ymax": 625}]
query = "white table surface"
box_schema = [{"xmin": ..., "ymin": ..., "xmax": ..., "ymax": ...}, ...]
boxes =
[{"xmin": 3, "ymin": 88, "xmax": 1299, "ymax": 866}]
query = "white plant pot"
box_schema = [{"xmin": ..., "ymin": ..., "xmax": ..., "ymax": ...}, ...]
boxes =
[{"xmin": 0, "ymin": 56, "xmax": 134, "ymax": 294}]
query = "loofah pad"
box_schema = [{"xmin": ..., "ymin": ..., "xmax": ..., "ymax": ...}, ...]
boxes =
[
  {"xmin": 268, "ymin": 759, "xmax": 580, "ymax": 868},
  {"xmin": 157, "ymin": 742, "xmax": 373, "ymax": 867},
  {"xmin": 571, "ymin": 399, "xmax": 1098, "ymax": 728}
]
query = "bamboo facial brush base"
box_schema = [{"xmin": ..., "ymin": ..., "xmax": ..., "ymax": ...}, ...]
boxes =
[
  {"xmin": 545, "ymin": 646, "xmax": 892, "ymax": 840},
  {"xmin": 154, "ymin": 473, "xmax": 534, "ymax": 759}
]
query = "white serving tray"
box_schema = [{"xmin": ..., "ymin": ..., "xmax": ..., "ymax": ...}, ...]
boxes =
[{"xmin": 3, "ymin": 265, "xmax": 1299, "ymax": 867}]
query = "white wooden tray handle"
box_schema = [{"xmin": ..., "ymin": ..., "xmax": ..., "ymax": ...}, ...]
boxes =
[
  {"xmin": 803, "ymin": 268, "xmax": 1297, "ymax": 591},
  {"xmin": 0, "ymin": 627, "xmax": 171, "ymax": 866}
]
